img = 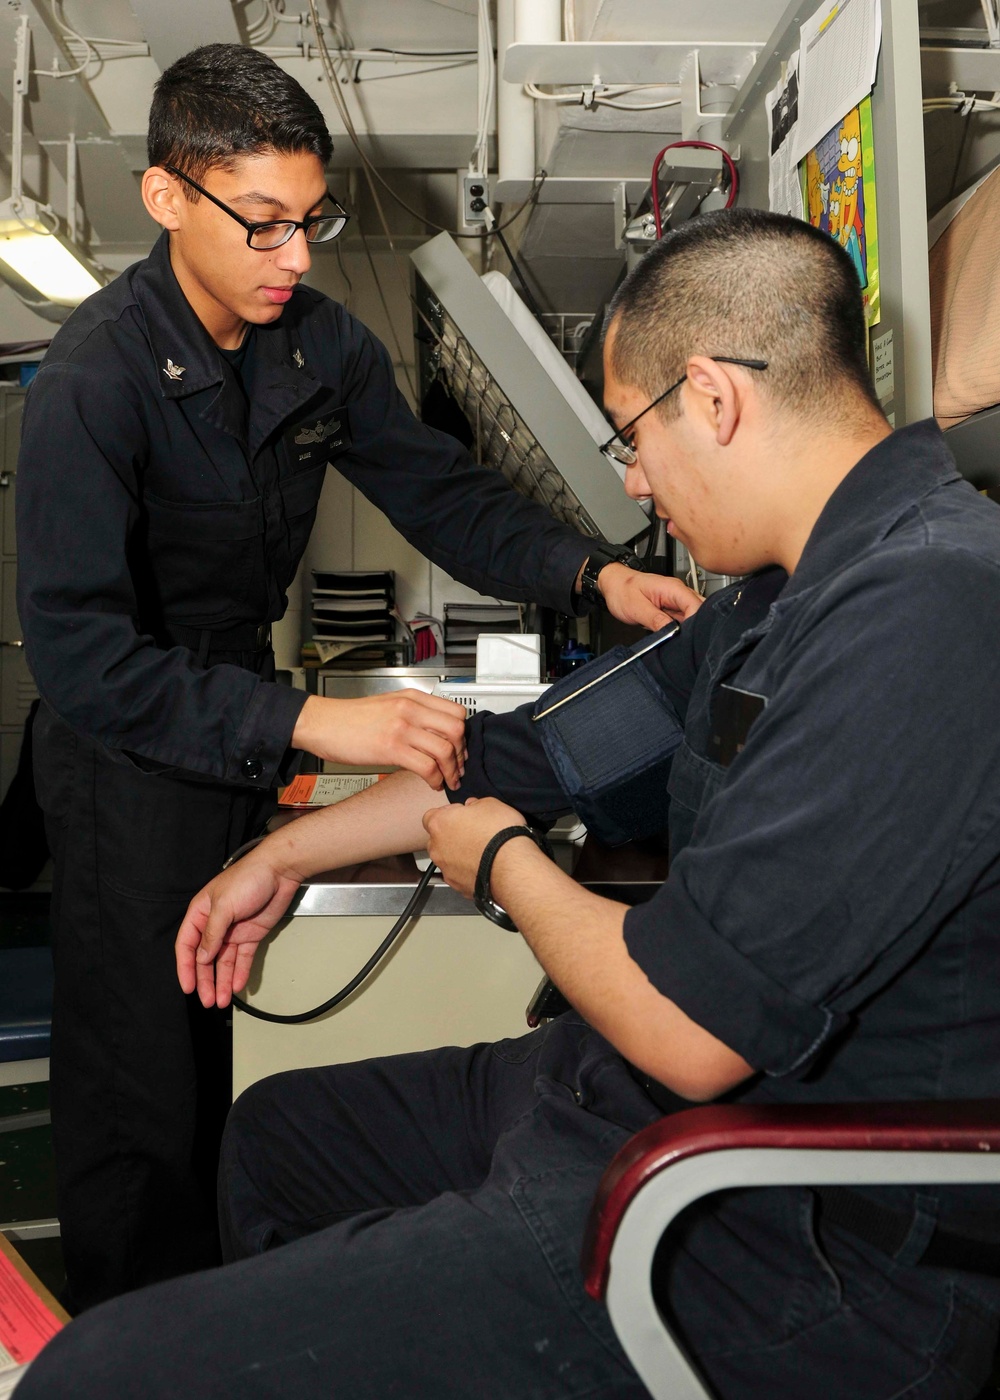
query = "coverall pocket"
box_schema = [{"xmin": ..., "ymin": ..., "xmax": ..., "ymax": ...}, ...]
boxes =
[
  {"xmin": 142, "ymin": 491, "xmax": 261, "ymax": 623},
  {"xmin": 512, "ymin": 1162, "xmax": 639, "ymax": 1374},
  {"xmin": 94, "ymin": 755, "xmax": 256, "ymax": 901},
  {"xmin": 278, "ymin": 463, "xmax": 325, "ymax": 574}
]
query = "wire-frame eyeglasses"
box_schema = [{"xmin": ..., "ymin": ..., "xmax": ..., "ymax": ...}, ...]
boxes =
[
  {"xmin": 600, "ymin": 357, "xmax": 769, "ymax": 466},
  {"xmin": 165, "ymin": 166, "xmax": 350, "ymax": 250}
]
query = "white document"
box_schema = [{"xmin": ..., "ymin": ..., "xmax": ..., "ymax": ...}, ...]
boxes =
[
  {"xmin": 791, "ymin": 0, "xmax": 882, "ymax": 165},
  {"xmin": 767, "ymin": 51, "xmax": 804, "ymax": 219},
  {"xmin": 872, "ymin": 328, "xmax": 894, "ymax": 404},
  {"xmin": 0, "ymin": 1365, "xmax": 28, "ymax": 1398}
]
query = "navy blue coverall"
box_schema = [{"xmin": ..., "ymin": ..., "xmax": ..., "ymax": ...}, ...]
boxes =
[
  {"xmin": 17, "ymin": 420, "xmax": 1000, "ymax": 1397},
  {"xmin": 14, "ymin": 231, "xmax": 593, "ymax": 1309}
]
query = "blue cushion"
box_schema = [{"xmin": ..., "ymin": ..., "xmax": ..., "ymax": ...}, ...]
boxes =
[{"xmin": 0, "ymin": 946, "xmax": 52, "ymax": 1061}]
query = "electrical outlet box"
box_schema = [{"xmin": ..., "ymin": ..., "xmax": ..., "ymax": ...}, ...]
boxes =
[{"xmin": 463, "ymin": 173, "xmax": 489, "ymax": 225}]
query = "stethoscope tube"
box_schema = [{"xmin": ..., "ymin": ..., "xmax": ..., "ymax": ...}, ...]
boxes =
[{"xmin": 231, "ymin": 861, "xmax": 439, "ymax": 1025}]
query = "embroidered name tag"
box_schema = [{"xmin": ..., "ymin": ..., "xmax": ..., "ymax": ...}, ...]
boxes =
[{"xmin": 709, "ymin": 683, "xmax": 767, "ymax": 768}]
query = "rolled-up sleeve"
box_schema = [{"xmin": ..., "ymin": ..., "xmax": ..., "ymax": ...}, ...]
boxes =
[
  {"xmin": 626, "ymin": 552, "xmax": 1000, "ymax": 1076},
  {"xmin": 624, "ymin": 867, "xmax": 847, "ymax": 1075}
]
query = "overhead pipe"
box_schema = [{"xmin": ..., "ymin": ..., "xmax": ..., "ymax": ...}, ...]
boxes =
[
  {"xmin": 67, "ymin": 132, "xmax": 78, "ymax": 244},
  {"xmin": 514, "ymin": 0, "xmax": 560, "ymax": 44},
  {"xmin": 497, "ymin": 0, "xmax": 560, "ymax": 200},
  {"xmin": 11, "ymin": 16, "xmax": 29, "ymax": 207}
]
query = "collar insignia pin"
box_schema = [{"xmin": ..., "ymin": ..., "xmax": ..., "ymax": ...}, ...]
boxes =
[
  {"xmin": 293, "ymin": 348, "xmax": 305, "ymax": 370},
  {"xmin": 163, "ymin": 358, "xmax": 185, "ymax": 381}
]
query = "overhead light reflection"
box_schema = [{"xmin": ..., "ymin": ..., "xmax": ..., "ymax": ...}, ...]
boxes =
[{"xmin": 0, "ymin": 202, "xmax": 103, "ymax": 306}]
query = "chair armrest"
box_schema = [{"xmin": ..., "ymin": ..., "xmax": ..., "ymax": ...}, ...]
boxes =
[{"xmin": 583, "ymin": 1099, "xmax": 1000, "ymax": 1302}]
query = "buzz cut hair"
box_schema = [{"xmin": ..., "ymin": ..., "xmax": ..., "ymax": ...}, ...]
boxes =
[
  {"xmin": 606, "ymin": 208, "xmax": 882, "ymax": 421},
  {"xmin": 147, "ymin": 43, "xmax": 333, "ymax": 195}
]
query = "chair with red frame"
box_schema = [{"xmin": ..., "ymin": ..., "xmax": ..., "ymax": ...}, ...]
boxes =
[{"xmin": 582, "ymin": 1100, "xmax": 1000, "ymax": 1399}]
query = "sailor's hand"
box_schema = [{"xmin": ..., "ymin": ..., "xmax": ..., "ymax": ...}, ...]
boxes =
[
  {"xmin": 291, "ymin": 691, "xmax": 468, "ymax": 791},
  {"xmin": 597, "ymin": 564, "xmax": 703, "ymax": 629},
  {"xmin": 422, "ymin": 795, "xmax": 525, "ymax": 898},
  {"xmin": 175, "ymin": 852, "xmax": 302, "ymax": 1009}
]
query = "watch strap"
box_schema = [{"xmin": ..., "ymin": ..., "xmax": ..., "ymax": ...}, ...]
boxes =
[
  {"xmin": 474, "ymin": 825, "xmax": 552, "ymax": 931},
  {"xmin": 580, "ymin": 544, "xmax": 643, "ymax": 607}
]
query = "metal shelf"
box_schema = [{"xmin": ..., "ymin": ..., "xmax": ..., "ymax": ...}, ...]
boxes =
[{"xmin": 503, "ymin": 41, "xmax": 758, "ymax": 88}]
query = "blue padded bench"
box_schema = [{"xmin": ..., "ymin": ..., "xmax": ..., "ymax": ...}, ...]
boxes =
[
  {"xmin": 0, "ymin": 944, "xmax": 58, "ymax": 1240},
  {"xmin": 0, "ymin": 945, "xmax": 52, "ymax": 1089}
]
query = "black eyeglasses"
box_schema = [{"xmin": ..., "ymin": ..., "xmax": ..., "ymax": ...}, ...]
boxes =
[
  {"xmin": 600, "ymin": 357, "xmax": 769, "ymax": 466},
  {"xmin": 166, "ymin": 166, "xmax": 350, "ymax": 250}
]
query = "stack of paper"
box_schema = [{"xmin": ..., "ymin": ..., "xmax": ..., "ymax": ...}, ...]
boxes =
[
  {"xmin": 311, "ymin": 571, "xmax": 395, "ymax": 644},
  {"xmin": 0, "ymin": 1234, "xmax": 68, "ymax": 1390},
  {"xmin": 444, "ymin": 602, "xmax": 523, "ymax": 660}
]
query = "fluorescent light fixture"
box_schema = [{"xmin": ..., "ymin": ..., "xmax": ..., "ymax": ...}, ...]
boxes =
[{"xmin": 0, "ymin": 200, "xmax": 102, "ymax": 307}]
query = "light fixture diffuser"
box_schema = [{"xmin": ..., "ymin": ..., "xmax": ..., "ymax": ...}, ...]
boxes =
[{"xmin": 0, "ymin": 202, "xmax": 102, "ymax": 307}]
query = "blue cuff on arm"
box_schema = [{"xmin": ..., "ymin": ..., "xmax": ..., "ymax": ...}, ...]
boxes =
[{"xmin": 623, "ymin": 869, "xmax": 849, "ymax": 1077}]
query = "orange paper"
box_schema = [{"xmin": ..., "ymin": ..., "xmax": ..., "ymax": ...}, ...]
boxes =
[{"xmin": 0, "ymin": 1236, "xmax": 65, "ymax": 1367}]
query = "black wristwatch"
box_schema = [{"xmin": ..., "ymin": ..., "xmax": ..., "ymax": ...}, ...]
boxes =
[
  {"xmin": 474, "ymin": 826, "xmax": 553, "ymax": 931},
  {"xmin": 579, "ymin": 543, "xmax": 644, "ymax": 607}
]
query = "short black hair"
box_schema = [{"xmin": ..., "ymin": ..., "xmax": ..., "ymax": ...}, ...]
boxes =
[
  {"xmin": 607, "ymin": 208, "xmax": 882, "ymax": 420},
  {"xmin": 147, "ymin": 44, "xmax": 333, "ymax": 190}
]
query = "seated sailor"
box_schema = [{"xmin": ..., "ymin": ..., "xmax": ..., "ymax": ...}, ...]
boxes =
[{"xmin": 19, "ymin": 209, "xmax": 1000, "ymax": 1400}]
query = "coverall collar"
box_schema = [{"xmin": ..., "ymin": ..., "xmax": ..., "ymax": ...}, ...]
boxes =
[
  {"xmin": 781, "ymin": 419, "xmax": 963, "ymax": 602},
  {"xmin": 132, "ymin": 231, "xmax": 322, "ymax": 451},
  {"xmin": 715, "ymin": 421, "xmax": 964, "ymax": 666},
  {"xmin": 132, "ymin": 232, "xmax": 227, "ymax": 401}
]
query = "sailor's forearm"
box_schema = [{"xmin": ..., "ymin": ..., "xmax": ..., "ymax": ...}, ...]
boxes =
[{"xmin": 260, "ymin": 770, "xmax": 449, "ymax": 883}]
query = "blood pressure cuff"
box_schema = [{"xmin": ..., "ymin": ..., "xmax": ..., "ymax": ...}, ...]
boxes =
[{"xmin": 532, "ymin": 628, "xmax": 684, "ymax": 846}]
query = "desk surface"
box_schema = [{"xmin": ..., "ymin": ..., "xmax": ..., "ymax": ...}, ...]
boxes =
[
  {"xmin": 284, "ymin": 837, "xmax": 667, "ymax": 917},
  {"xmin": 234, "ymin": 834, "xmax": 668, "ymax": 1094}
]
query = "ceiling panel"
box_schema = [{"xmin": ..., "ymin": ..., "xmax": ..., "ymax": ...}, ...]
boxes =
[{"xmin": 128, "ymin": 0, "xmax": 241, "ymax": 71}]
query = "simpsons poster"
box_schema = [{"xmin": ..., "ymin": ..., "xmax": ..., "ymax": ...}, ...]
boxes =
[{"xmin": 802, "ymin": 96, "xmax": 880, "ymax": 329}]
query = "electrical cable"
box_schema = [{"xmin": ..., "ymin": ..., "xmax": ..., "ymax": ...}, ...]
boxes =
[
  {"xmin": 304, "ymin": 0, "xmax": 422, "ymax": 395},
  {"xmin": 305, "ymin": 0, "xmax": 545, "ymax": 241},
  {"xmin": 368, "ymin": 46, "xmax": 476, "ymax": 57},
  {"xmin": 306, "ymin": 0, "xmax": 548, "ymax": 404},
  {"xmin": 305, "ymin": 0, "xmax": 549, "ymax": 414},
  {"xmin": 564, "ymin": 0, "xmax": 577, "ymax": 43},
  {"xmin": 472, "ymin": 0, "xmax": 496, "ymax": 175},
  {"xmin": 35, "ymin": 0, "xmax": 97, "ymax": 77},
  {"xmin": 947, "ymin": 105, "xmax": 977, "ymax": 203},
  {"xmin": 334, "ymin": 237, "xmax": 353, "ymax": 311},
  {"xmin": 596, "ymin": 95, "xmax": 683, "ymax": 111},
  {"xmin": 35, "ymin": 0, "xmax": 148, "ymax": 77},
  {"xmin": 354, "ymin": 218, "xmax": 419, "ymax": 400},
  {"xmin": 487, "ymin": 213, "xmax": 546, "ymax": 320},
  {"xmin": 651, "ymin": 140, "xmax": 739, "ymax": 238},
  {"xmin": 232, "ymin": 862, "xmax": 439, "ymax": 1024},
  {"xmin": 523, "ymin": 80, "xmax": 682, "ymax": 111},
  {"xmin": 352, "ymin": 60, "xmax": 475, "ymax": 84},
  {"xmin": 922, "ymin": 97, "xmax": 1000, "ymax": 113},
  {"xmin": 416, "ymin": 0, "xmax": 479, "ymax": 13},
  {"xmin": 242, "ymin": 0, "xmax": 275, "ymax": 40}
]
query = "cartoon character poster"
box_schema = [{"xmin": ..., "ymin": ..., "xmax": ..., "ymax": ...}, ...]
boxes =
[{"xmin": 802, "ymin": 97, "xmax": 880, "ymax": 329}]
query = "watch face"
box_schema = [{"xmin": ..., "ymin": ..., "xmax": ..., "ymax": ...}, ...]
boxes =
[
  {"xmin": 474, "ymin": 894, "xmax": 519, "ymax": 932},
  {"xmin": 582, "ymin": 550, "xmax": 619, "ymax": 602}
]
